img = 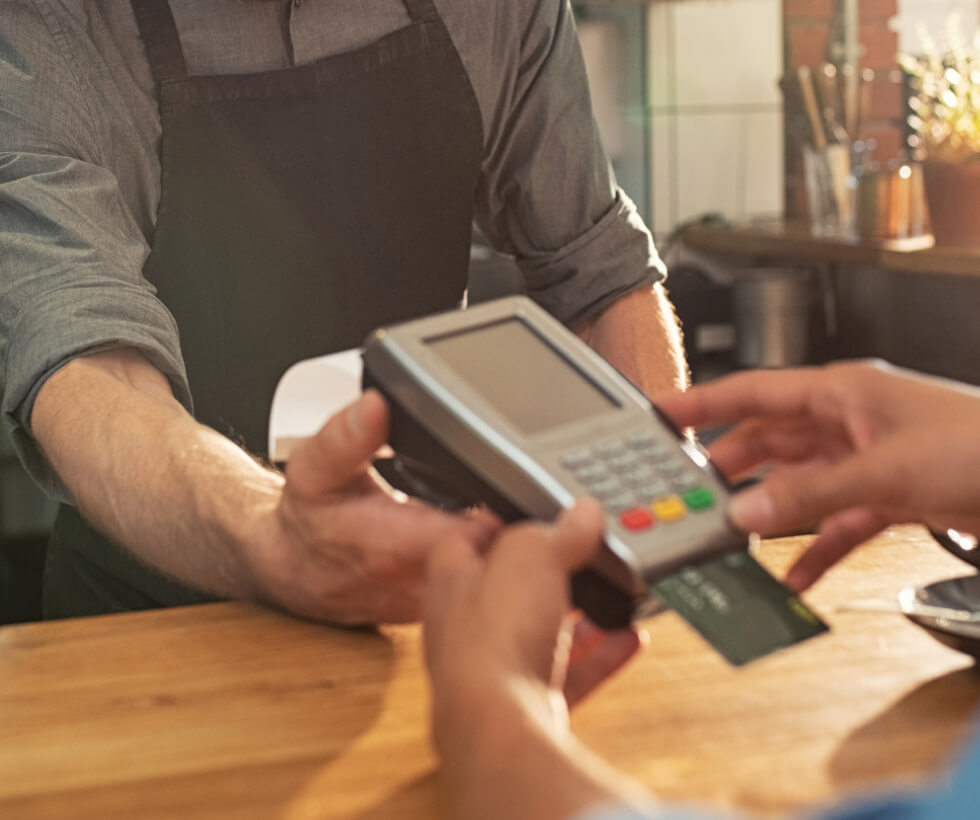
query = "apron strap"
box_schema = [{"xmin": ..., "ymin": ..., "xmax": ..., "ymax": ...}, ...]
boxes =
[
  {"xmin": 401, "ymin": 0, "xmax": 440, "ymax": 23},
  {"xmin": 129, "ymin": 0, "xmax": 189, "ymax": 86}
]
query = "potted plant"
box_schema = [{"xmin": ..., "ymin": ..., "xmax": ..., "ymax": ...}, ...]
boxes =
[{"xmin": 901, "ymin": 15, "xmax": 980, "ymax": 244}]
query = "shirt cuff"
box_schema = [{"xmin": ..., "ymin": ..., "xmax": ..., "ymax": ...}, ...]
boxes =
[
  {"xmin": 518, "ymin": 189, "xmax": 666, "ymax": 329},
  {"xmin": 3, "ymin": 281, "xmax": 189, "ymax": 500}
]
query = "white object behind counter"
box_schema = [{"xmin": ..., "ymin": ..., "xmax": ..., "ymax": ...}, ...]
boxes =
[{"xmin": 267, "ymin": 348, "xmax": 363, "ymax": 462}]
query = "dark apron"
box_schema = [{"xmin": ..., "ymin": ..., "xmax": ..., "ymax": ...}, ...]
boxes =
[{"xmin": 44, "ymin": 0, "xmax": 483, "ymax": 619}]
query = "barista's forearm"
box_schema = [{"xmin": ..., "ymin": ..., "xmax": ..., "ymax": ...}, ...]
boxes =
[
  {"xmin": 31, "ymin": 349, "xmax": 282, "ymax": 598},
  {"xmin": 575, "ymin": 284, "xmax": 688, "ymax": 396}
]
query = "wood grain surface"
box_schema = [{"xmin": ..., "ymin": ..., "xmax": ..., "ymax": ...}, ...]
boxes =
[{"xmin": 1, "ymin": 526, "xmax": 978, "ymax": 819}]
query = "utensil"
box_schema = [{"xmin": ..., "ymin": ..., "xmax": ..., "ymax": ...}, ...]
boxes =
[
  {"xmin": 797, "ymin": 66, "xmax": 827, "ymax": 150},
  {"xmin": 803, "ymin": 143, "xmax": 853, "ymax": 235},
  {"xmin": 841, "ymin": 63, "xmax": 860, "ymax": 140},
  {"xmin": 856, "ymin": 68, "xmax": 875, "ymax": 141},
  {"xmin": 838, "ymin": 529, "xmax": 980, "ymax": 659},
  {"xmin": 899, "ymin": 576, "xmax": 980, "ymax": 659},
  {"xmin": 817, "ymin": 63, "xmax": 849, "ymax": 143}
]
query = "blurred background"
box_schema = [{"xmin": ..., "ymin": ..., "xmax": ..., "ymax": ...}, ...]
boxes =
[{"xmin": 7, "ymin": 1, "xmax": 980, "ymax": 585}]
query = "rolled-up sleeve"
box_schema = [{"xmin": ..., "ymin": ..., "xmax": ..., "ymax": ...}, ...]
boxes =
[
  {"xmin": 471, "ymin": 0, "xmax": 664, "ymax": 328},
  {"xmin": 0, "ymin": 4, "xmax": 188, "ymax": 496}
]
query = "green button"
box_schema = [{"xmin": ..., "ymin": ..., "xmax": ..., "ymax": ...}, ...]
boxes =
[{"xmin": 683, "ymin": 486, "xmax": 715, "ymax": 510}]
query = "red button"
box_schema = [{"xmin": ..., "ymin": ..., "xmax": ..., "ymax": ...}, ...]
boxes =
[{"xmin": 620, "ymin": 507, "xmax": 655, "ymax": 531}]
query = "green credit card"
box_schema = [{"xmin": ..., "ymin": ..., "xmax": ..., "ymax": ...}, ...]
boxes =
[{"xmin": 652, "ymin": 551, "xmax": 828, "ymax": 666}]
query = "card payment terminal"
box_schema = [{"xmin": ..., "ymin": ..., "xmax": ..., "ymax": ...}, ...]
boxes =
[{"xmin": 362, "ymin": 296, "xmax": 747, "ymax": 629}]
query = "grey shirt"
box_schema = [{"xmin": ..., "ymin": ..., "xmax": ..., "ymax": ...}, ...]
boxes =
[{"xmin": 0, "ymin": 0, "xmax": 664, "ymax": 493}]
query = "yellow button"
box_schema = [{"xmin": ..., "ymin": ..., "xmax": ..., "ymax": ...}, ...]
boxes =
[{"xmin": 651, "ymin": 495, "xmax": 686, "ymax": 522}]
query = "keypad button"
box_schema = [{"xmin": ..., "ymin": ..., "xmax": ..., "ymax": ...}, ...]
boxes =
[
  {"xmin": 651, "ymin": 495, "xmax": 687, "ymax": 522},
  {"xmin": 669, "ymin": 472, "xmax": 700, "ymax": 492},
  {"xmin": 561, "ymin": 448, "xmax": 594, "ymax": 470},
  {"xmin": 594, "ymin": 438, "xmax": 628, "ymax": 459},
  {"xmin": 636, "ymin": 481, "xmax": 669, "ymax": 503},
  {"xmin": 606, "ymin": 492, "xmax": 639, "ymax": 513},
  {"xmin": 658, "ymin": 460, "xmax": 688, "ymax": 477},
  {"xmin": 683, "ymin": 486, "xmax": 715, "ymax": 511},
  {"xmin": 626, "ymin": 430, "xmax": 659, "ymax": 448},
  {"xmin": 588, "ymin": 478, "xmax": 623, "ymax": 499},
  {"xmin": 637, "ymin": 444, "xmax": 672, "ymax": 463},
  {"xmin": 620, "ymin": 507, "xmax": 655, "ymax": 531},
  {"xmin": 621, "ymin": 466, "xmax": 656, "ymax": 486},
  {"xmin": 574, "ymin": 463, "xmax": 610, "ymax": 484},
  {"xmin": 606, "ymin": 452, "xmax": 640, "ymax": 473}
]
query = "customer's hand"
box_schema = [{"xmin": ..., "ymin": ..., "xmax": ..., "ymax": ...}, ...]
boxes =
[
  {"xmin": 423, "ymin": 501, "xmax": 646, "ymax": 820},
  {"xmin": 656, "ymin": 361, "xmax": 980, "ymax": 590},
  {"xmin": 249, "ymin": 389, "xmax": 502, "ymax": 624},
  {"xmin": 425, "ymin": 500, "xmax": 639, "ymax": 738}
]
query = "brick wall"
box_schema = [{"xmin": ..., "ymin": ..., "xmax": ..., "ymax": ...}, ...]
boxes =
[{"xmin": 783, "ymin": 0, "xmax": 905, "ymax": 219}]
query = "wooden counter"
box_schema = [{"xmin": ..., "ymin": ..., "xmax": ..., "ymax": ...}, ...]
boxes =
[{"xmin": 2, "ymin": 527, "xmax": 978, "ymax": 819}]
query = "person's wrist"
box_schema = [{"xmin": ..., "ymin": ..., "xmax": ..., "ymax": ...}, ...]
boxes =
[
  {"xmin": 188, "ymin": 433, "xmax": 287, "ymax": 603},
  {"xmin": 432, "ymin": 670, "xmax": 568, "ymax": 772},
  {"xmin": 236, "ymin": 481, "xmax": 295, "ymax": 605},
  {"xmin": 433, "ymin": 672, "xmax": 638, "ymax": 820}
]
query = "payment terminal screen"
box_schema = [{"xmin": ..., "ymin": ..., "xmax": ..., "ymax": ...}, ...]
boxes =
[{"xmin": 425, "ymin": 318, "xmax": 617, "ymax": 434}]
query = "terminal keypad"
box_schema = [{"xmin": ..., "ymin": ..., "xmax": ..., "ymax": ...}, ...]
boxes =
[{"xmin": 560, "ymin": 431, "xmax": 716, "ymax": 531}]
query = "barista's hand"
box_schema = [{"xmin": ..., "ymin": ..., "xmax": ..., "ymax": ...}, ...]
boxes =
[
  {"xmin": 656, "ymin": 361, "xmax": 980, "ymax": 590},
  {"xmin": 250, "ymin": 390, "xmax": 501, "ymax": 624}
]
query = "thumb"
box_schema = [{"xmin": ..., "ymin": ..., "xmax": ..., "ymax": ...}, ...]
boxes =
[
  {"xmin": 551, "ymin": 499, "xmax": 607, "ymax": 572},
  {"xmin": 285, "ymin": 389, "xmax": 389, "ymax": 499}
]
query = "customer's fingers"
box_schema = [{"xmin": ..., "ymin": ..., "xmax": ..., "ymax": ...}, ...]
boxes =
[
  {"xmin": 708, "ymin": 416, "xmax": 847, "ymax": 479},
  {"xmin": 726, "ymin": 449, "xmax": 912, "ymax": 536},
  {"xmin": 785, "ymin": 506, "xmax": 891, "ymax": 591},
  {"xmin": 654, "ymin": 368, "xmax": 821, "ymax": 430},
  {"xmin": 486, "ymin": 500, "xmax": 605, "ymax": 588}
]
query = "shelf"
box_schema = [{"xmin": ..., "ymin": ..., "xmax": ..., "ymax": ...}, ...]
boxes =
[{"xmin": 680, "ymin": 219, "xmax": 980, "ymax": 277}]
